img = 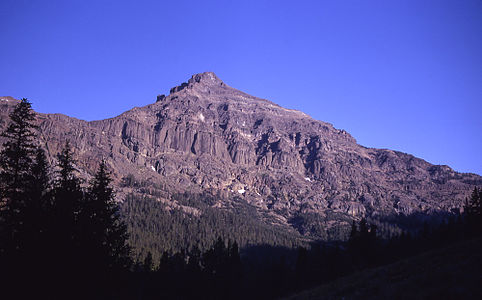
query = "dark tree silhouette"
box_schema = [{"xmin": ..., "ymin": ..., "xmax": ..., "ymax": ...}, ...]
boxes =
[
  {"xmin": 0, "ymin": 98, "xmax": 38, "ymax": 259},
  {"xmin": 295, "ymin": 246, "xmax": 309, "ymax": 289},
  {"xmin": 84, "ymin": 160, "xmax": 131, "ymax": 271},
  {"xmin": 228, "ymin": 240, "xmax": 242, "ymax": 280},
  {"xmin": 143, "ymin": 251, "xmax": 154, "ymax": 272},
  {"xmin": 348, "ymin": 220, "xmax": 359, "ymax": 250},
  {"xmin": 464, "ymin": 187, "xmax": 482, "ymax": 231},
  {"xmin": 48, "ymin": 141, "xmax": 86, "ymax": 298},
  {"xmin": 53, "ymin": 142, "xmax": 84, "ymax": 248},
  {"xmin": 28, "ymin": 147, "xmax": 51, "ymax": 206},
  {"xmin": 24, "ymin": 148, "xmax": 51, "ymax": 257},
  {"xmin": 359, "ymin": 218, "xmax": 369, "ymax": 238},
  {"xmin": 0, "ymin": 98, "xmax": 53, "ymax": 297}
]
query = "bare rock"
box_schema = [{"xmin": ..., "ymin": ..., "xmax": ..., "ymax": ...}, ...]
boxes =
[{"xmin": 1, "ymin": 73, "xmax": 480, "ymax": 237}]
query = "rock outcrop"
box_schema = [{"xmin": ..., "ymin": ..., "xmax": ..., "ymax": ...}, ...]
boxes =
[{"xmin": 1, "ymin": 74, "xmax": 480, "ymax": 236}]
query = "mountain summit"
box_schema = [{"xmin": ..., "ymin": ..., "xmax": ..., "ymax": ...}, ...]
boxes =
[
  {"xmin": 187, "ymin": 71, "xmax": 224, "ymax": 86},
  {"xmin": 1, "ymin": 73, "xmax": 480, "ymax": 238},
  {"xmin": 168, "ymin": 72, "xmax": 225, "ymax": 94}
]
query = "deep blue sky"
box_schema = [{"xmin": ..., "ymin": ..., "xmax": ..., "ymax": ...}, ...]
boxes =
[{"xmin": 1, "ymin": 0, "xmax": 481, "ymax": 175}]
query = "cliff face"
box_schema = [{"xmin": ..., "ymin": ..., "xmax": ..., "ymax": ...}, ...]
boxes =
[{"xmin": 1, "ymin": 73, "xmax": 480, "ymax": 235}]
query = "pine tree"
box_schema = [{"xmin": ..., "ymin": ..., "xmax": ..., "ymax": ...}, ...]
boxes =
[
  {"xmin": 0, "ymin": 99, "xmax": 54, "ymax": 296},
  {"xmin": 359, "ymin": 218, "xmax": 369, "ymax": 238},
  {"xmin": 0, "ymin": 98, "xmax": 38, "ymax": 258},
  {"xmin": 203, "ymin": 237, "xmax": 220, "ymax": 276},
  {"xmin": 369, "ymin": 224, "xmax": 378, "ymax": 240},
  {"xmin": 51, "ymin": 142, "xmax": 84, "ymax": 270},
  {"xmin": 229, "ymin": 241, "xmax": 241, "ymax": 268},
  {"xmin": 29, "ymin": 148, "xmax": 51, "ymax": 203},
  {"xmin": 348, "ymin": 220, "xmax": 359, "ymax": 255},
  {"xmin": 349, "ymin": 220, "xmax": 358, "ymax": 241},
  {"xmin": 23, "ymin": 148, "xmax": 51, "ymax": 254},
  {"xmin": 464, "ymin": 187, "xmax": 482, "ymax": 232},
  {"xmin": 158, "ymin": 251, "xmax": 171, "ymax": 275},
  {"xmin": 295, "ymin": 246, "xmax": 309, "ymax": 289},
  {"xmin": 187, "ymin": 246, "xmax": 201, "ymax": 274},
  {"xmin": 228, "ymin": 240, "xmax": 243, "ymax": 285},
  {"xmin": 143, "ymin": 252, "xmax": 154, "ymax": 272},
  {"xmin": 86, "ymin": 160, "xmax": 131, "ymax": 270},
  {"xmin": 0, "ymin": 99, "xmax": 38, "ymax": 197}
]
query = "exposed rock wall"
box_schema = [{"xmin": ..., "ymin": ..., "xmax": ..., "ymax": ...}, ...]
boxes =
[{"xmin": 1, "ymin": 73, "xmax": 480, "ymax": 234}]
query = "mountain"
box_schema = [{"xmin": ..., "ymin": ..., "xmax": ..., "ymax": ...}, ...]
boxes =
[{"xmin": 1, "ymin": 72, "xmax": 480, "ymax": 244}]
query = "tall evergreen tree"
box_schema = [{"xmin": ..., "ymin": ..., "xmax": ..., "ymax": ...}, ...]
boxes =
[
  {"xmin": 228, "ymin": 240, "xmax": 243, "ymax": 287},
  {"xmin": 143, "ymin": 251, "xmax": 154, "ymax": 272},
  {"xmin": 0, "ymin": 99, "xmax": 54, "ymax": 297},
  {"xmin": 359, "ymin": 218, "xmax": 369, "ymax": 238},
  {"xmin": 23, "ymin": 148, "xmax": 51, "ymax": 254},
  {"xmin": 349, "ymin": 220, "xmax": 358, "ymax": 241},
  {"xmin": 51, "ymin": 142, "xmax": 84, "ymax": 270},
  {"xmin": 29, "ymin": 148, "xmax": 51, "ymax": 203},
  {"xmin": 0, "ymin": 98, "xmax": 38, "ymax": 196},
  {"xmin": 0, "ymin": 98, "xmax": 38, "ymax": 258},
  {"xmin": 295, "ymin": 246, "xmax": 309, "ymax": 289},
  {"xmin": 86, "ymin": 160, "xmax": 131, "ymax": 270},
  {"xmin": 464, "ymin": 187, "xmax": 482, "ymax": 231}
]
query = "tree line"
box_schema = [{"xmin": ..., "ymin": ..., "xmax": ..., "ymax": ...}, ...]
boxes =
[{"xmin": 121, "ymin": 191, "xmax": 303, "ymax": 262}]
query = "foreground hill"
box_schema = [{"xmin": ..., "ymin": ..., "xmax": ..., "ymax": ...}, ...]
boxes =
[
  {"xmin": 1, "ymin": 73, "xmax": 480, "ymax": 247},
  {"xmin": 285, "ymin": 237, "xmax": 482, "ymax": 299}
]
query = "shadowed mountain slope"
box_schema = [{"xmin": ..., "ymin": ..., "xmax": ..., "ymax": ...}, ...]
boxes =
[{"xmin": 284, "ymin": 237, "xmax": 482, "ymax": 299}]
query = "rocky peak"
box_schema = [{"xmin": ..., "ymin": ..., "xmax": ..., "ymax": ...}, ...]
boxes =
[
  {"xmin": 188, "ymin": 72, "xmax": 224, "ymax": 86},
  {"xmin": 169, "ymin": 72, "xmax": 225, "ymax": 94}
]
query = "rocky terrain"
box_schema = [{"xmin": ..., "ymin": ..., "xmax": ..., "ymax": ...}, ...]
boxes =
[{"xmin": 1, "ymin": 72, "xmax": 480, "ymax": 238}]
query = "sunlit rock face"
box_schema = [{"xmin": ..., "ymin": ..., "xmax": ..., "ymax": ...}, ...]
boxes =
[{"xmin": 0, "ymin": 73, "xmax": 480, "ymax": 235}]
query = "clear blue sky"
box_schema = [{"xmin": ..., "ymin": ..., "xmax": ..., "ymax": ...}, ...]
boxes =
[{"xmin": 1, "ymin": 0, "xmax": 481, "ymax": 175}]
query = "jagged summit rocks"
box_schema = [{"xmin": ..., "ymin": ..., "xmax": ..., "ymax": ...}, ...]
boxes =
[
  {"xmin": 188, "ymin": 71, "xmax": 224, "ymax": 86},
  {"xmin": 1, "ymin": 73, "xmax": 481, "ymax": 238},
  {"xmin": 168, "ymin": 72, "xmax": 225, "ymax": 95}
]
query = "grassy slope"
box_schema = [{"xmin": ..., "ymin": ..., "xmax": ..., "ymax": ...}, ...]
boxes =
[{"xmin": 285, "ymin": 237, "xmax": 482, "ymax": 300}]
